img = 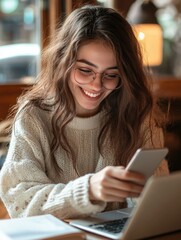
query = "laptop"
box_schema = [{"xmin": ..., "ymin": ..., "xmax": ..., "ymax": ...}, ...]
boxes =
[{"xmin": 70, "ymin": 172, "xmax": 181, "ymax": 239}]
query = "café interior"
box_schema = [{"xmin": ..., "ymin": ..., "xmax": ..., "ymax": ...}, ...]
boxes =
[{"xmin": 0, "ymin": 0, "xmax": 181, "ymax": 225}]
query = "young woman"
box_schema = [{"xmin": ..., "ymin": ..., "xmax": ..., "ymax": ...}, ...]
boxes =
[{"xmin": 0, "ymin": 5, "xmax": 169, "ymax": 219}]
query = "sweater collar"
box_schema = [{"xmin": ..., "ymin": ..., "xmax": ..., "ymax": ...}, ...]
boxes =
[{"xmin": 67, "ymin": 111, "xmax": 105, "ymax": 130}]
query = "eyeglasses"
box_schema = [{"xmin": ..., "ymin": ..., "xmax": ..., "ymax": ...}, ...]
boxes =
[{"xmin": 74, "ymin": 67, "xmax": 121, "ymax": 90}]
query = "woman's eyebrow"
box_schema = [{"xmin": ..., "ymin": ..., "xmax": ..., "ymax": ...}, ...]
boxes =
[
  {"xmin": 77, "ymin": 59, "xmax": 96, "ymax": 67},
  {"xmin": 77, "ymin": 59, "xmax": 118, "ymax": 70}
]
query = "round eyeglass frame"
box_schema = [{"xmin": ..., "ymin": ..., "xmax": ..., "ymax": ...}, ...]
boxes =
[{"xmin": 73, "ymin": 67, "xmax": 121, "ymax": 90}]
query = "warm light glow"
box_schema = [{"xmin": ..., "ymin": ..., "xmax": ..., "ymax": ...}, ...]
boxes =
[
  {"xmin": 133, "ymin": 24, "xmax": 163, "ymax": 66},
  {"xmin": 138, "ymin": 32, "xmax": 145, "ymax": 40}
]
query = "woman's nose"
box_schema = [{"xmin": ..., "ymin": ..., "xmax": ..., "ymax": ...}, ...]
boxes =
[{"xmin": 90, "ymin": 73, "xmax": 102, "ymax": 90}]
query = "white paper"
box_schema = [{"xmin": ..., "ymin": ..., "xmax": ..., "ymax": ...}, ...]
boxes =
[{"xmin": 0, "ymin": 214, "xmax": 81, "ymax": 240}]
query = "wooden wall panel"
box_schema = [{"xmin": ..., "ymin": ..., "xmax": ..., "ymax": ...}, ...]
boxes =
[{"xmin": 0, "ymin": 84, "xmax": 30, "ymax": 121}]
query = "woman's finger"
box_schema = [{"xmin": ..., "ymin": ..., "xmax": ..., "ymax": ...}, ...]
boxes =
[
  {"xmin": 99, "ymin": 174, "xmax": 144, "ymax": 193},
  {"xmin": 105, "ymin": 166, "xmax": 146, "ymax": 185}
]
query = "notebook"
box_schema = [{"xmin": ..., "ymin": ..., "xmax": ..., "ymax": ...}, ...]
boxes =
[
  {"xmin": 70, "ymin": 172, "xmax": 181, "ymax": 239},
  {"xmin": 0, "ymin": 214, "xmax": 85, "ymax": 240}
]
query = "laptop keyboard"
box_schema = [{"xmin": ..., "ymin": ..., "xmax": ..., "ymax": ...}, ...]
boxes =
[{"xmin": 89, "ymin": 217, "xmax": 129, "ymax": 234}]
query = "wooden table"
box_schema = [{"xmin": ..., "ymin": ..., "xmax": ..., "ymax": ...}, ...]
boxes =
[
  {"xmin": 85, "ymin": 230, "xmax": 181, "ymax": 240},
  {"xmin": 0, "ymin": 200, "xmax": 9, "ymax": 219}
]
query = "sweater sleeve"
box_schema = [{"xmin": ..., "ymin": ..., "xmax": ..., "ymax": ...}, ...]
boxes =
[{"xmin": 0, "ymin": 111, "xmax": 106, "ymax": 219}]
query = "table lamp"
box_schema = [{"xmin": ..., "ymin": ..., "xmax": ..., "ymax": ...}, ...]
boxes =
[{"xmin": 127, "ymin": 0, "xmax": 163, "ymax": 67}]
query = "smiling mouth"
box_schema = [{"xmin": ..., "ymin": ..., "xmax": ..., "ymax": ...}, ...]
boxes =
[{"xmin": 82, "ymin": 88, "xmax": 102, "ymax": 98}]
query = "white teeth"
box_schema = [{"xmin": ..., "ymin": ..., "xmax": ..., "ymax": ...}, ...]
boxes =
[{"xmin": 83, "ymin": 89, "xmax": 101, "ymax": 98}]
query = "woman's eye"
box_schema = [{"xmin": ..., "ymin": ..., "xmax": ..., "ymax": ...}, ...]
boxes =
[
  {"xmin": 105, "ymin": 73, "xmax": 119, "ymax": 79},
  {"xmin": 78, "ymin": 68, "xmax": 92, "ymax": 74}
]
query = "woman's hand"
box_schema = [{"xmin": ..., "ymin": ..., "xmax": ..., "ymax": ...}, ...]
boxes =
[{"xmin": 89, "ymin": 166, "xmax": 146, "ymax": 202}]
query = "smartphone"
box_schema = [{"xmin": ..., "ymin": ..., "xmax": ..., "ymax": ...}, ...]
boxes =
[{"xmin": 126, "ymin": 148, "xmax": 168, "ymax": 180}]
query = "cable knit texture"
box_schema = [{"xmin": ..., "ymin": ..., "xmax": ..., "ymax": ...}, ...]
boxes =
[{"xmin": 0, "ymin": 106, "xmax": 169, "ymax": 219}]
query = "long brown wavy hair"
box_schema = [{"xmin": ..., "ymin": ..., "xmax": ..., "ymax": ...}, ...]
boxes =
[{"xmin": 11, "ymin": 5, "xmax": 160, "ymax": 174}]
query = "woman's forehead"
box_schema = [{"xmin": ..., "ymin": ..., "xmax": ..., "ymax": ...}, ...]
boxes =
[{"xmin": 76, "ymin": 40, "xmax": 117, "ymax": 67}]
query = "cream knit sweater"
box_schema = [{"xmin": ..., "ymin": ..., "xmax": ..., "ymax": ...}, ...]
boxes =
[{"xmin": 0, "ymin": 106, "xmax": 169, "ymax": 219}]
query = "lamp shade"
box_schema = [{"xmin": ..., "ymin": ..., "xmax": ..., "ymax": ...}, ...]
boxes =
[
  {"xmin": 133, "ymin": 24, "xmax": 163, "ymax": 66},
  {"xmin": 127, "ymin": 0, "xmax": 159, "ymax": 25}
]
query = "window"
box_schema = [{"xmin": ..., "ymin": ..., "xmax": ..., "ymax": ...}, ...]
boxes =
[{"xmin": 0, "ymin": 0, "xmax": 41, "ymax": 84}]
